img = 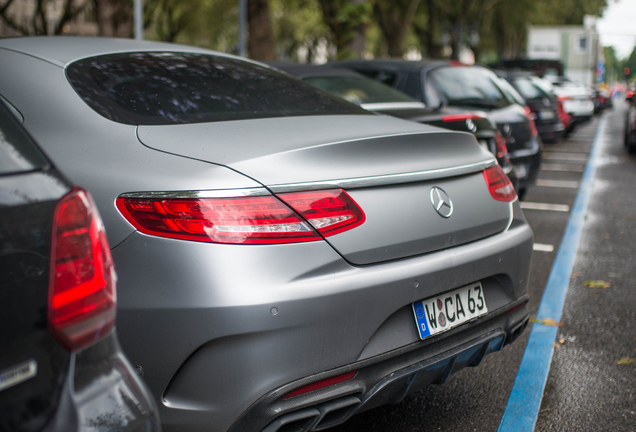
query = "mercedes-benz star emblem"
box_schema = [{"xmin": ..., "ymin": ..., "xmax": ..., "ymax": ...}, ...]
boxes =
[{"xmin": 430, "ymin": 187, "xmax": 453, "ymax": 218}]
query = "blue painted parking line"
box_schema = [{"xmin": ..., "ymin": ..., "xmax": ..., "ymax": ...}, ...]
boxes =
[{"xmin": 497, "ymin": 115, "xmax": 608, "ymax": 432}]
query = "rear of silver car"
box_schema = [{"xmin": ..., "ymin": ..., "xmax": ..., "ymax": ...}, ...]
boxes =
[
  {"xmin": 0, "ymin": 42, "xmax": 533, "ymax": 432},
  {"xmin": 113, "ymin": 129, "xmax": 532, "ymax": 432}
]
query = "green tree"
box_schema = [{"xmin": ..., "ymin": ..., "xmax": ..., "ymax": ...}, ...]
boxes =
[
  {"xmin": 271, "ymin": 0, "xmax": 330, "ymax": 62},
  {"xmin": 374, "ymin": 0, "xmax": 420, "ymax": 57},
  {"xmin": 0, "ymin": 0, "xmax": 90, "ymax": 35},
  {"xmin": 317, "ymin": 0, "xmax": 372, "ymax": 59},
  {"xmin": 145, "ymin": 0, "xmax": 201, "ymax": 42}
]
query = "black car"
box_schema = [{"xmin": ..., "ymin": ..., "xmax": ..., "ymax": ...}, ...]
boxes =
[
  {"xmin": 0, "ymin": 100, "xmax": 160, "ymax": 432},
  {"xmin": 331, "ymin": 60, "xmax": 543, "ymax": 197},
  {"xmin": 497, "ymin": 71, "xmax": 565, "ymax": 143},
  {"xmin": 270, "ymin": 62, "xmax": 516, "ymax": 189}
]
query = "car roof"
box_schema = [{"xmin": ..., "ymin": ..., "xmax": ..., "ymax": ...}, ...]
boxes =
[
  {"xmin": 267, "ymin": 62, "xmax": 366, "ymax": 79},
  {"xmin": 0, "ymin": 36, "xmax": 248, "ymax": 67},
  {"xmin": 333, "ymin": 58, "xmax": 453, "ymax": 72}
]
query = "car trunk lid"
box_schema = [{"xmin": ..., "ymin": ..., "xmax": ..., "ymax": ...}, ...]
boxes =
[{"xmin": 137, "ymin": 115, "xmax": 512, "ymax": 264}]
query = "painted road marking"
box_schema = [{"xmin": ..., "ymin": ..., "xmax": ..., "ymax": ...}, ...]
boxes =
[
  {"xmin": 541, "ymin": 163, "xmax": 585, "ymax": 172},
  {"xmin": 498, "ymin": 115, "xmax": 607, "ymax": 432},
  {"xmin": 533, "ymin": 243, "xmax": 555, "ymax": 252},
  {"xmin": 543, "ymin": 152, "xmax": 588, "ymax": 161},
  {"xmin": 520, "ymin": 202, "xmax": 570, "ymax": 212},
  {"xmin": 536, "ymin": 179, "xmax": 579, "ymax": 188}
]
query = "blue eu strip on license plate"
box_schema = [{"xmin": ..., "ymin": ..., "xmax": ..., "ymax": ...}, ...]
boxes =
[{"xmin": 412, "ymin": 282, "xmax": 488, "ymax": 340}]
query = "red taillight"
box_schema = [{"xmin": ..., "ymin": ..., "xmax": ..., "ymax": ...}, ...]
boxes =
[
  {"xmin": 277, "ymin": 189, "xmax": 366, "ymax": 237},
  {"xmin": 495, "ymin": 130, "xmax": 508, "ymax": 159},
  {"xmin": 284, "ymin": 370, "xmax": 358, "ymax": 399},
  {"xmin": 483, "ymin": 165, "xmax": 516, "ymax": 202},
  {"xmin": 49, "ymin": 188, "xmax": 116, "ymax": 351},
  {"xmin": 116, "ymin": 189, "xmax": 365, "ymax": 245},
  {"xmin": 627, "ymin": 90, "xmax": 633, "ymax": 99},
  {"xmin": 556, "ymin": 96, "xmax": 571, "ymax": 128},
  {"xmin": 441, "ymin": 113, "xmax": 485, "ymax": 122},
  {"xmin": 523, "ymin": 106, "xmax": 538, "ymax": 137}
]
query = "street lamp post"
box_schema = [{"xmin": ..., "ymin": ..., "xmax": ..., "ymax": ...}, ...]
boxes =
[{"xmin": 134, "ymin": 0, "xmax": 143, "ymax": 40}]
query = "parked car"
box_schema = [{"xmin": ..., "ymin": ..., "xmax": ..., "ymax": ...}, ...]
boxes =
[
  {"xmin": 332, "ymin": 60, "xmax": 543, "ymax": 197},
  {"xmin": 545, "ymin": 76, "xmax": 595, "ymax": 130},
  {"xmin": 0, "ymin": 99, "xmax": 160, "ymax": 432},
  {"xmin": 0, "ymin": 37, "xmax": 533, "ymax": 432},
  {"xmin": 624, "ymin": 89, "xmax": 636, "ymax": 154},
  {"xmin": 270, "ymin": 62, "xmax": 516, "ymax": 189},
  {"xmin": 496, "ymin": 71, "xmax": 566, "ymax": 143}
]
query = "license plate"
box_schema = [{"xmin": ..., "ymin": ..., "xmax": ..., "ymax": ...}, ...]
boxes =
[
  {"xmin": 412, "ymin": 282, "xmax": 488, "ymax": 340},
  {"xmin": 539, "ymin": 110, "xmax": 555, "ymax": 120},
  {"xmin": 513, "ymin": 163, "xmax": 527, "ymax": 178}
]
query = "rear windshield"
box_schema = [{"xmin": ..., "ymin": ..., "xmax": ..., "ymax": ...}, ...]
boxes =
[
  {"xmin": 0, "ymin": 101, "xmax": 49, "ymax": 175},
  {"xmin": 302, "ymin": 76, "xmax": 420, "ymax": 105},
  {"xmin": 428, "ymin": 66, "xmax": 511, "ymax": 110},
  {"xmin": 511, "ymin": 77, "xmax": 549, "ymax": 100},
  {"xmin": 66, "ymin": 52, "xmax": 368, "ymax": 125}
]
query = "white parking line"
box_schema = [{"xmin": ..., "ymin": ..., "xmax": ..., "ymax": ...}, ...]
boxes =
[
  {"xmin": 543, "ymin": 152, "xmax": 588, "ymax": 161},
  {"xmin": 533, "ymin": 243, "xmax": 555, "ymax": 252},
  {"xmin": 536, "ymin": 179, "xmax": 579, "ymax": 188},
  {"xmin": 541, "ymin": 163, "xmax": 585, "ymax": 172},
  {"xmin": 520, "ymin": 202, "xmax": 570, "ymax": 212}
]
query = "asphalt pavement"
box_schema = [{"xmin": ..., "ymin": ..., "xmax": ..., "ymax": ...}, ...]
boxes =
[{"xmin": 330, "ymin": 100, "xmax": 635, "ymax": 432}]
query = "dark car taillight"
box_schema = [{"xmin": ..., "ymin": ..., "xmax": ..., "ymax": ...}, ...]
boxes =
[
  {"xmin": 523, "ymin": 106, "xmax": 538, "ymax": 137},
  {"xmin": 441, "ymin": 113, "xmax": 484, "ymax": 122},
  {"xmin": 49, "ymin": 188, "xmax": 116, "ymax": 351},
  {"xmin": 495, "ymin": 130, "xmax": 508, "ymax": 159},
  {"xmin": 483, "ymin": 165, "xmax": 516, "ymax": 202},
  {"xmin": 116, "ymin": 189, "xmax": 365, "ymax": 245}
]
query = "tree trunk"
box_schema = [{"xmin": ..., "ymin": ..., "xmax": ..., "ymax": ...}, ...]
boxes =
[
  {"xmin": 375, "ymin": 0, "xmax": 420, "ymax": 58},
  {"xmin": 427, "ymin": 0, "xmax": 441, "ymax": 58},
  {"xmin": 247, "ymin": 0, "xmax": 275, "ymax": 61},
  {"xmin": 93, "ymin": 0, "xmax": 132, "ymax": 37}
]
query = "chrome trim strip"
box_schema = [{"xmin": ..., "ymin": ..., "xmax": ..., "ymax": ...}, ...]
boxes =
[
  {"xmin": 268, "ymin": 159, "xmax": 498, "ymax": 193},
  {"xmin": 505, "ymin": 199, "xmax": 517, "ymax": 231},
  {"xmin": 360, "ymin": 102, "xmax": 426, "ymax": 111},
  {"xmin": 119, "ymin": 187, "xmax": 271, "ymax": 199},
  {"xmin": 0, "ymin": 359, "xmax": 37, "ymax": 392}
]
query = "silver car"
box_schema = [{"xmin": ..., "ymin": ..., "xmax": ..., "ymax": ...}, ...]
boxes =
[{"xmin": 0, "ymin": 37, "xmax": 533, "ymax": 432}]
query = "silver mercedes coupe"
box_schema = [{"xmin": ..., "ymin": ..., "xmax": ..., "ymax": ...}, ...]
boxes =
[{"xmin": 0, "ymin": 37, "xmax": 533, "ymax": 432}]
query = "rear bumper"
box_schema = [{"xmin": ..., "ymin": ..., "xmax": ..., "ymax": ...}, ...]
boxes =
[
  {"xmin": 113, "ymin": 202, "xmax": 533, "ymax": 432},
  {"xmin": 537, "ymin": 121, "xmax": 565, "ymax": 142},
  {"xmin": 508, "ymin": 136, "xmax": 543, "ymax": 191},
  {"xmin": 45, "ymin": 332, "xmax": 161, "ymax": 432}
]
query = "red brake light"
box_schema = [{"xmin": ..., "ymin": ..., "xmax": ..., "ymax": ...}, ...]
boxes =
[
  {"xmin": 277, "ymin": 189, "xmax": 366, "ymax": 237},
  {"xmin": 523, "ymin": 106, "xmax": 538, "ymax": 137},
  {"xmin": 441, "ymin": 113, "xmax": 485, "ymax": 122},
  {"xmin": 284, "ymin": 370, "xmax": 358, "ymax": 399},
  {"xmin": 495, "ymin": 130, "xmax": 508, "ymax": 159},
  {"xmin": 483, "ymin": 165, "xmax": 516, "ymax": 202},
  {"xmin": 116, "ymin": 189, "xmax": 365, "ymax": 245},
  {"xmin": 49, "ymin": 188, "xmax": 116, "ymax": 351}
]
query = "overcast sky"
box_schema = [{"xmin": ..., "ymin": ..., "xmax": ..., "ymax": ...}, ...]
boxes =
[{"xmin": 597, "ymin": 0, "xmax": 636, "ymax": 59}]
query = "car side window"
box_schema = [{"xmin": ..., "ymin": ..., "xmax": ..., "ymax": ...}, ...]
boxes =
[
  {"xmin": 423, "ymin": 79, "xmax": 443, "ymax": 108},
  {"xmin": 403, "ymin": 72, "xmax": 423, "ymax": 102},
  {"xmin": 354, "ymin": 68, "xmax": 399, "ymax": 87}
]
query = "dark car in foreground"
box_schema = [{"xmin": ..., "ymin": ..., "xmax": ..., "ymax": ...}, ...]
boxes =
[
  {"xmin": 331, "ymin": 59, "xmax": 543, "ymax": 197},
  {"xmin": 497, "ymin": 72, "xmax": 565, "ymax": 143},
  {"xmin": 0, "ymin": 37, "xmax": 533, "ymax": 432},
  {"xmin": 0, "ymin": 100, "xmax": 159, "ymax": 432},
  {"xmin": 270, "ymin": 62, "xmax": 515, "ymax": 187}
]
